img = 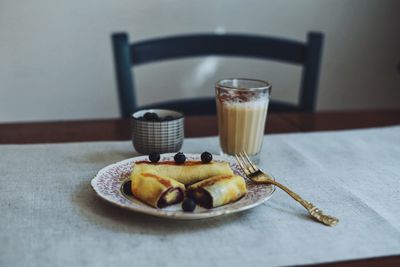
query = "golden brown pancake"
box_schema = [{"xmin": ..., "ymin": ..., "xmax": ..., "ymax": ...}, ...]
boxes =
[
  {"xmin": 131, "ymin": 160, "xmax": 234, "ymax": 185},
  {"xmin": 187, "ymin": 174, "xmax": 247, "ymax": 209},
  {"xmin": 131, "ymin": 172, "xmax": 185, "ymax": 208}
]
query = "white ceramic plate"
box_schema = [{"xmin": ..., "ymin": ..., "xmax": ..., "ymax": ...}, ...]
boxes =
[{"xmin": 91, "ymin": 153, "xmax": 275, "ymax": 220}]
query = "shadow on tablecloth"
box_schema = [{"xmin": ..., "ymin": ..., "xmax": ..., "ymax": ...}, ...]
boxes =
[{"xmin": 72, "ymin": 181, "xmax": 249, "ymax": 235}]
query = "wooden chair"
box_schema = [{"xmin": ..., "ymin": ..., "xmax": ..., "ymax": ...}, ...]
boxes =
[{"xmin": 112, "ymin": 32, "xmax": 324, "ymax": 117}]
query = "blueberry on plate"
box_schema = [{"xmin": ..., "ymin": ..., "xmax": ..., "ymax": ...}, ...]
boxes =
[
  {"xmin": 201, "ymin": 151, "xmax": 213, "ymax": 163},
  {"xmin": 148, "ymin": 152, "xmax": 160, "ymax": 163},
  {"xmin": 174, "ymin": 152, "xmax": 186, "ymax": 164},
  {"xmin": 182, "ymin": 198, "xmax": 196, "ymax": 212},
  {"xmin": 143, "ymin": 112, "xmax": 159, "ymax": 121}
]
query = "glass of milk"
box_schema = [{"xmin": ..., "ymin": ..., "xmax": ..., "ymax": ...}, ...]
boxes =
[{"xmin": 215, "ymin": 78, "xmax": 271, "ymax": 162}]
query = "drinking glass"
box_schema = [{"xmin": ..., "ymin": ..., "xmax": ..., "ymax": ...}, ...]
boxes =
[{"xmin": 215, "ymin": 78, "xmax": 271, "ymax": 162}]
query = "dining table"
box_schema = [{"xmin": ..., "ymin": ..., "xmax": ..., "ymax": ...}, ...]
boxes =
[{"xmin": 1, "ymin": 109, "xmax": 399, "ymax": 267}]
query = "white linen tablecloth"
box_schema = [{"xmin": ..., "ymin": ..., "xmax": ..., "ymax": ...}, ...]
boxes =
[{"xmin": 1, "ymin": 126, "xmax": 400, "ymax": 267}]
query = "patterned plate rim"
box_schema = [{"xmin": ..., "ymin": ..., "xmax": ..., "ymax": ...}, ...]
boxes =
[{"xmin": 90, "ymin": 153, "xmax": 275, "ymax": 220}]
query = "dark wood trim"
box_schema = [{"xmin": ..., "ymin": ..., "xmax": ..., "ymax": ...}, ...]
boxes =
[
  {"xmin": 1, "ymin": 110, "xmax": 399, "ymax": 144},
  {"xmin": 281, "ymin": 109, "xmax": 400, "ymax": 132},
  {"xmin": 299, "ymin": 255, "xmax": 400, "ymax": 267},
  {"xmin": 0, "ymin": 113, "xmax": 297, "ymax": 144}
]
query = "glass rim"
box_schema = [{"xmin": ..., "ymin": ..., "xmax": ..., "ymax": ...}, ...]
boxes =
[{"xmin": 215, "ymin": 78, "xmax": 271, "ymax": 92}]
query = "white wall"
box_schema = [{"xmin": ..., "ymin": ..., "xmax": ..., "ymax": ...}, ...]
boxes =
[{"xmin": 1, "ymin": 0, "xmax": 399, "ymax": 122}]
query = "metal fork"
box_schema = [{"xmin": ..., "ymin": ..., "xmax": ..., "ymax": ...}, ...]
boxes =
[{"xmin": 235, "ymin": 152, "xmax": 339, "ymax": 226}]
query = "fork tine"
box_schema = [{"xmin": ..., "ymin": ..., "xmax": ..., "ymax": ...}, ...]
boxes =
[
  {"xmin": 238, "ymin": 153, "xmax": 252, "ymax": 174},
  {"xmin": 239, "ymin": 152, "xmax": 254, "ymax": 173},
  {"xmin": 241, "ymin": 152, "xmax": 258, "ymax": 172},
  {"xmin": 235, "ymin": 154, "xmax": 247, "ymax": 175},
  {"xmin": 235, "ymin": 154, "xmax": 251, "ymax": 176}
]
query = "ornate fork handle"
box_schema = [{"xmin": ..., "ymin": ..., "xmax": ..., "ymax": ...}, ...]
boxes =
[{"xmin": 255, "ymin": 177, "xmax": 339, "ymax": 226}]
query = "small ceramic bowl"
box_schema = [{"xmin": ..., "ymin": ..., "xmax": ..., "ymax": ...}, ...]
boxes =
[{"xmin": 132, "ymin": 109, "xmax": 184, "ymax": 154}]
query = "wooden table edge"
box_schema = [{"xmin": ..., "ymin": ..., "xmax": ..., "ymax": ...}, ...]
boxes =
[
  {"xmin": 1, "ymin": 109, "xmax": 399, "ymax": 144},
  {"xmin": 296, "ymin": 254, "xmax": 400, "ymax": 267}
]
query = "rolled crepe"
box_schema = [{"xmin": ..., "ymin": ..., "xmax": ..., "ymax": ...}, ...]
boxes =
[
  {"xmin": 187, "ymin": 175, "xmax": 247, "ymax": 209},
  {"xmin": 131, "ymin": 172, "xmax": 185, "ymax": 208},
  {"xmin": 132, "ymin": 161, "xmax": 234, "ymax": 185}
]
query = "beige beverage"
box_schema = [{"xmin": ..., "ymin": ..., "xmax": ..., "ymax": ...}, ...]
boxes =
[{"xmin": 216, "ymin": 78, "xmax": 271, "ymax": 157}]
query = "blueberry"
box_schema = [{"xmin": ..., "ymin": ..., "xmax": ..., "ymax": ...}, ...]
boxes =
[
  {"xmin": 182, "ymin": 198, "xmax": 196, "ymax": 212},
  {"xmin": 148, "ymin": 152, "xmax": 160, "ymax": 163},
  {"xmin": 174, "ymin": 152, "xmax": 186, "ymax": 164},
  {"xmin": 201, "ymin": 151, "xmax": 213, "ymax": 163},
  {"xmin": 143, "ymin": 112, "xmax": 159, "ymax": 121}
]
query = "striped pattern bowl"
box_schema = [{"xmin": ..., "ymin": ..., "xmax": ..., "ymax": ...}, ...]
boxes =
[{"xmin": 132, "ymin": 109, "xmax": 184, "ymax": 154}]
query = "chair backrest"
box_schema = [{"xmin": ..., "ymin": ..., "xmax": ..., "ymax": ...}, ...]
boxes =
[{"xmin": 112, "ymin": 32, "xmax": 324, "ymax": 118}]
